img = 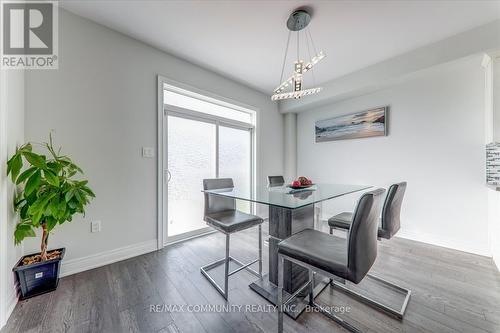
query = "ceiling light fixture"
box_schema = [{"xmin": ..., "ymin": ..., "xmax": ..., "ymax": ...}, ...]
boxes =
[{"xmin": 272, "ymin": 9, "xmax": 325, "ymax": 101}]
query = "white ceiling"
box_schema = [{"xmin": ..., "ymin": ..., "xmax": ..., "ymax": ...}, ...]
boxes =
[{"xmin": 60, "ymin": 0, "xmax": 500, "ymax": 95}]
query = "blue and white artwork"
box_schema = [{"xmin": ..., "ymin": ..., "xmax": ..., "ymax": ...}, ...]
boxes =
[{"xmin": 315, "ymin": 107, "xmax": 387, "ymax": 142}]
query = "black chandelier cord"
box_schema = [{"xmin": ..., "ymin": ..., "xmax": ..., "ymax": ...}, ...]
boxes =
[{"xmin": 278, "ymin": 30, "xmax": 292, "ymax": 88}]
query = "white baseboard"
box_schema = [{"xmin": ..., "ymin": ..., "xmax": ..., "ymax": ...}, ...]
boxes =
[
  {"xmin": 0, "ymin": 289, "xmax": 18, "ymax": 330},
  {"xmin": 493, "ymin": 253, "xmax": 500, "ymax": 271},
  {"xmin": 318, "ymin": 218, "xmax": 491, "ymax": 257},
  {"xmin": 396, "ymin": 229, "xmax": 491, "ymax": 257},
  {"xmin": 60, "ymin": 239, "xmax": 158, "ymax": 277},
  {"xmin": 5, "ymin": 291, "xmax": 16, "ymax": 325}
]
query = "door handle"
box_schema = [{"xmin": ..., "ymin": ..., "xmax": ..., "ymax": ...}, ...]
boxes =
[{"xmin": 166, "ymin": 169, "xmax": 171, "ymax": 183}]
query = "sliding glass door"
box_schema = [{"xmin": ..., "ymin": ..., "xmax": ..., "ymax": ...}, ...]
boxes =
[
  {"xmin": 219, "ymin": 125, "xmax": 252, "ymax": 213},
  {"xmin": 167, "ymin": 115, "xmax": 217, "ymax": 239},
  {"xmin": 162, "ymin": 84, "xmax": 255, "ymax": 244}
]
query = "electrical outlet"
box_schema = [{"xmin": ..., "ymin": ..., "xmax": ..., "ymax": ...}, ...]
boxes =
[
  {"xmin": 91, "ymin": 220, "xmax": 101, "ymax": 233},
  {"xmin": 142, "ymin": 147, "xmax": 154, "ymax": 158}
]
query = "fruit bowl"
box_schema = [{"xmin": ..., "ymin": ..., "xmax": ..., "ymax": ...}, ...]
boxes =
[
  {"xmin": 288, "ymin": 176, "xmax": 314, "ymax": 189},
  {"xmin": 287, "ymin": 184, "xmax": 314, "ymax": 189}
]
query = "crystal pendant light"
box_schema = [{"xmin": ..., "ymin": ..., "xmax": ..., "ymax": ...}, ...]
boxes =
[{"xmin": 272, "ymin": 9, "xmax": 325, "ymax": 101}]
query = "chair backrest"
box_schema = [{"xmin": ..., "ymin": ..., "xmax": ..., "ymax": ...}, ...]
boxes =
[
  {"xmin": 203, "ymin": 178, "xmax": 235, "ymax": 218},
  {"xmin": 268, "ymin": 176, "xmax": 285, "ymax": 187},
  {"xmin": 380, "ymin": 182, "xmax": 407, "ymax": 239},
  {"xmin": 347, "ymin": 188, "xmax": 385, "ymax": 284}
]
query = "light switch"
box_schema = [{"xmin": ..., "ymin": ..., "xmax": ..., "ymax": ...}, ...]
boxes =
[{"xmin": 142, "ymin": 147, "xmax": 154, "ymax": 158}]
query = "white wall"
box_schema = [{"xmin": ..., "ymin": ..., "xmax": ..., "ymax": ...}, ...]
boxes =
[
  {"xmin": 23, "ymin": 9, "xmax": 283, "ymax": 270},
  {"xmin": 281, "ymin": 20, "xmax": 500, "ymax": 113},
  {"xmin": 493, "ymin": 55, "xmax": 500, "ymax": 143},
  {"xmin": 491, "ymin": 56, "xmax": 500, "ymax": 268},
  {"xmin": 488, "ymin": 191, "xmax": 500, "ymax": 269},
  {"xmin": 0, "ymin": 70, "xmax": 25, "ymax": 328},
  {"xmin": 283, "ymin": 113, "xmax": 297, "ymax": 182},
  {"xmin": 297, "ymin": 55, "xmax": 489, "ymax": 256}
]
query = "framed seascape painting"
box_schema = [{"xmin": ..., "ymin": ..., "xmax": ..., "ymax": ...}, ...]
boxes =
[{"xmin": 315, "ymin": 106, "xmax": 388, "ymax": 142}]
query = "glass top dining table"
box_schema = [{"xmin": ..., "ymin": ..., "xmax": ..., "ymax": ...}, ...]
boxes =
[
  {"xmin": 202, "ymin": 182, "xmax": 373, "ymax": 319},
  {"xmin": 202, "ymin": 183, "xmax": 372, "ymax": 209}
]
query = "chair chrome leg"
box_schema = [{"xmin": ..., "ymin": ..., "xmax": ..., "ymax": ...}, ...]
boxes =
[
  {"xmin": 223, "ymin": 234, "xmax": 230, "ymax": 299},
  {"xmin": 308, "ymin": 270, "xmax": 314, "ymax": 306},
  {"xmin": 328, "ymin": 228, "xmax": 333, "ymax": 284},
  {"xmin": 277, "ymin": 254, "xmax": 364, "ymax": 333},
  {"xmin": 200, "ymin": 225, "xmax": 264, "ymax": 300},
  {"xmin": 309, "ymin": 269, "xmax": 361, "ymax": 332},
  {"xmin": 277, "ymin": 255, "xmax": 284, "ymax": 333},
  {"xmin": 258, "ymin": 224, "xmax": 263, "ymax": 277},
  {"xmin": 331, "ymin": 273, "xmax": 411, "ymax": 319}
]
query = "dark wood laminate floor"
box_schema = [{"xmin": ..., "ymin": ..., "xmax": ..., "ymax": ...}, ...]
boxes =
[{"xmin": 3, "ymin": 221, "xmax": 500, "ymax": 333}]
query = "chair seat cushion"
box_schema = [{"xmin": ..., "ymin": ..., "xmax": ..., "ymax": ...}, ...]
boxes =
[
  {"xmin": 328, "ymin": 212, "xmax": 353, "ymax": 230},
  {"xmin": 205, "ymin": 210, "xmax": 263, "ymax": 234},
  {"xmin": 278, "ymin": 229, "xmax": 349, "ymax": 279},
  {"xmin": 328, "ymin": 212, "xmax": 389, "ymax": 239}
]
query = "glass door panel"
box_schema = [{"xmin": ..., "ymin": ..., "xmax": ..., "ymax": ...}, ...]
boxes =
[
  {"xmin": 218, "ymin": 125, "xmax": 252, "ymax": 213},
  {"xmin": 167, "ymin": 115, "xmax": 216, "ymax": 238}
]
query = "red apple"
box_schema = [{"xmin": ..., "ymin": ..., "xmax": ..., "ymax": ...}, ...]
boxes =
[
  {"xmin": 298, "ymin": 176, "xmax": 308, "ymax": 186},
  {"xmin": 292, "ymin": 180, "xmax": 301, "ymax": 187}
]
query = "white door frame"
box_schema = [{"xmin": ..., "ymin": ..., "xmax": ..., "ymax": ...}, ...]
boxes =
[
  {"xmin": 157, "ymin": 75, "xmax": 258, "ymax": 249},
  {"xmin": 162, "ymin": 111, "xmax": 216, "ymax": 246},
  {"xmin": 0, "ymin": 61, "xmax": 9, "ymax": 329}
]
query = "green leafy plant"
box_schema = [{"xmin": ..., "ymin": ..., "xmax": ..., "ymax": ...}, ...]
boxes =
[{"xmin": 6, "ymin": 135, "xmax": 94, "ymax": 261}]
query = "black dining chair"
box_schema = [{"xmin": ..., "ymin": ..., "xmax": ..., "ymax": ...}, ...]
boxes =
[
  {"xmin": 267, "ymin": 175, "xmax": 285, "ymax": 187},
  {"xmin": 277, "ymin": 188, "xmax": 385, "ymax": 333},
  {"xmin": 328, "ymin": 182, "xmax": 410, "ymax": 319},
  {"xmin": 201, "ymin": 178, "xmax": 263, "ymax": 300}
]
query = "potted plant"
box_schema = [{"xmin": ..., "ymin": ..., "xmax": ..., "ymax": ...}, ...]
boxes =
[{"xmin": 6, "ymin": 135, "xmax": 94, "ymax": 299}]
